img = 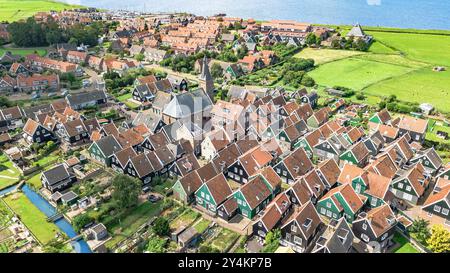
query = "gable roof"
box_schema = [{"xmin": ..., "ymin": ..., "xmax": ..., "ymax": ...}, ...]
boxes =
[
  {"xmin": 317, "ymin": 158, "xmax": 340, "ymax": 187},
  {"xmin": 282, "ymin": 201, "xmax": 322, "ymax": 240},
  {"xmin": 239, "ymin": 176, "xmax": 272, "ymax": 209},
  {"xmin": 356, "ymin": 205, "xmax": 396, "ymax": 237},
  {"xmin": 204, "ymin": 173, "xmax": 232, "ymax": 205},
  {"xmin": 93, "ymin": 135, "xmax": 122, "ymax": 157}
]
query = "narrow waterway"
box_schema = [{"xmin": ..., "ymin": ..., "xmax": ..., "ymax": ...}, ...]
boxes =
[
  {"xmin": 0, "ymin": 184, "xmax": 18, "ymax": 196},
  {"xmin": 18, "ymin": 185, "xmax": 92, "ymax": 253}
]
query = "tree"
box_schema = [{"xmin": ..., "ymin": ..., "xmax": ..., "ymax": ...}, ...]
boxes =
[
  {"xmin": 111, "ymin": 174, "xmax": 141, "ymax": 209},
  {"xmin": 409, "ymin": 219, "xmax": 431, "ymax": 244},
  {"xmin": 135, "ymin": 53, "xmax": 145, "ymax": 62},
  {"xmin": 73, "ymin": 214, "xmax": 94, "ymax": 233},
  {"xmin": 305, "ymin": 33, "xmax": 317, "ymax": 46},
  {"xmin": 236, "ymin": 44, "xmax": 248, "ymax": 60},
  {"xmin": 0, "ymin": 96, "xmax": 12, "ymax": 108},
  {"xmin": 146, "ymin": 236, "xmax": 167, "ymax": 253},
  {"xmin": 152, "ymin": 217, "xmax": 170, "ymax": 237},
  {"xmin": 262, "ymin": 229, "xmax": 281, "ymax": 253},
  {"xmin": 210, "ymin": 63, "xmax": 223, "ymax": 78},
  {"xmin": 427, "ymin": 225, "xmax": 450, "ymax": 253}
]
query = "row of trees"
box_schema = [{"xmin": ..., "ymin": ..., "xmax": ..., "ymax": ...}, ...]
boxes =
[{"xmin": 7, "ymin": 17, "xmax": 108, "ymax": 47}]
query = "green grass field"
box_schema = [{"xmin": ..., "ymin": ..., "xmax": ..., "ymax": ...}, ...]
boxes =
[
  {"xmin": 294, "ymin": 48, "xmax": 365, "ymax": 65},
  {"xmin": 0, "ymin": 47, "xmax": 47, "ymax": 57},
  {"xmin": 367, "ymin": 31, "xmax": 450, "ymax": 66},
  {"xmin": 304, "ymin": 29, "xmax": 450, "ymax": 112},
  {"xmin": 364, "ymin": 68, "xmax": 450, "ymax": 111},
  {"xmin": 0, "ymin": 0, "xmax": 82, "ymax": 22},
  {"xmin": 392, "ymin": 232, "xmax": 420, "ymax": 253},
  {"xmin": 3, "ymin": 193, "xmax": 59, "ymax": 244},
  {"xmin": 309, "ymin": 57, "xmax": 417, "ymax": 91},
  {"xmin": 0, "ymin": 154, "xmax": 21, "ymax": 190}
]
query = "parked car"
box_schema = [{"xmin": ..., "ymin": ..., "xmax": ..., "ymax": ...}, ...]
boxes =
[{"xmin": 147, "ymin": 194, "xmax": 161, "ymax": 203}]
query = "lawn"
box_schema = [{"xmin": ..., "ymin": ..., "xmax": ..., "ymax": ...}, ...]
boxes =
[
  {"xmin": 116, "ymin": 93, "xmax": 132, "ymax": 102},
  {"xmin": 208, "ymin": 228, "xmax": 240, "ymax": 252},
  {"xmin": 391, "ymin": 232, "xmax": 420, "ymax": 253},
  {"xmin": 0, "ymin": 47, "xmax": 47, "ymax": 57},
  {"xmin": 309, "ymin": 57, "xmax": 416, "ymax": 91},
  {"xmin": 192, "ymin": 218, "xmax": 211, "ymax": 234},
  {"xmin": 104, "ymin": 201, "xmax": 163, "ymax": 249},
  {"xmin": 0, "ymin": 200, "xmax": 13, "ymax": 228},
  {"xmin": 295, "ymin": 48, "xmax": 365, "ymax": 65},
  {"xmin": 426, "ymin": 119, "xmax": 450, "ymax": 145},
  {"xmin": 368, "ymin": 31, "xmax": 450, "ymax": 66},
  {"xmin": 0, "ymin": 0, "xmax": 82, "ymax": 22},
  {"xmin": 0, "ymin": 154, "xmax": 21, "ymax": 190},
  {"xmin": 169, "ymin": 209, "xmax": 199, "ymax": 230},
  {"xmin": 363, "ymin": 68, "xmax": 450, "ymax": 112},
  {"xmin": 3, "ymin": 193, "xmax": 59, "ymax": 245},
  {"xmin": 32, "ymin": 152, "xmax": 60, "ymax": 167}
]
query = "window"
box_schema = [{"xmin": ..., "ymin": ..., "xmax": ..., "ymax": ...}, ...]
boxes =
[
  {"xmin": 362, "ymin": 223, "xmax": 367, "ymax": 230},
  {"xmin": 276, "ymin": 168, "xmax": 281, "ymax": 174},
  {"xmin": 398, "ymin": 183, "xmax": 403, "ymax": 189},
  {"xmin": 361, "ymin": 234, "xmax": 370, "ymax": 243},
  {"xmin": 294, "ymin": 236, "xmax": 302, "ymax": 245},
  {"xmin": 291, "ymin": 225, "xmax": 297, "ymax": 232},
  {"xmin": 406, "ymin": 185, "xmax": 412, "ymax": 191},
  {"xmin": 282, "ymin": 170, "xmax": 287, "ymax": 176},
  {"xmin": 201, "ymin": 192, "xmax": 205, "ymax": 198},
  {"xmin": 326, "ymin": 210, "xmax": 332, "ymax": 217},
  {"xmin": 442, "ymin": 208, "xmax": 449, "ymax": 216},
  {"xmin": 434, "ymin": 205, "xmax": 441, "ymax": 213},
  {"xmin": 320, "ymin": 207, "xmax": 326, "ymax": 214},
  {"xmin": 326, "ymin": 202, "xmax": 331, "ymax": 208},
  {"xmin": 206, "ymin": 195, "xmax": 210, "ymax": 201},
  {"xmin": 371, "ymin": 197, "xmax": 378, "ymax": 207},
  {"xmin": 239, "ymin": 170, "xmax": 243, "ymax": 175},
  {"xmin": 355, "ymin": 183, "xmax": 361, "ymax": 193}
]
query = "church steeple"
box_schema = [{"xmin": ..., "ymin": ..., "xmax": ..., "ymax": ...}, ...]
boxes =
[{"xmin": 199, "ymin": 55, "xmax": 215, "ymax": 100}]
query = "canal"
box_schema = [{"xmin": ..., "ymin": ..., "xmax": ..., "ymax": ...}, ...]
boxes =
[{"xmin": 1, "ymin": 184, "xmax": 91, "ymax": 253}]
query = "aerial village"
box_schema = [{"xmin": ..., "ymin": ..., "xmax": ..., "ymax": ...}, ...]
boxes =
[{"xmin": 0, "ymin": 8, "xmax": 449, "ymax": 254}]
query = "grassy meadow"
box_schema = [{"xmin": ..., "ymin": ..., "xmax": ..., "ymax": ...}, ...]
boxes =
[
  {"xmin": 301, "ymin": 29, "xmax": 450, "ymax": 112},
  {"xmin": 0, "ymin": 0, "xmax": 82, "ymax": 22}
]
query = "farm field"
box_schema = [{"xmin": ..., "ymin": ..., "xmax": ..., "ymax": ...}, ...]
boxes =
[
  {"xmin": 294, "ymin": 48, "xmax": 365, "ymax": 65},
  {"xmin": 3, "ymin": 192, "xmax": 59, "ymax": 244},
  {"xmin": 304, "ymin": 29, "xmax": 450, "ymax": 112},
  {"xmin": 0, "ymin": 0, "xmax": 82, "ymax": 22},
  {"xmin": 364, "ymin": 68, "xmax": 450, "ymax": 112},
  {"xmin": 366, "ymin": 31, "xmax": 450, "ymax": 66},
  {"xmin": 308, "ymin": 57, "xmax": 417, "ymax": 91}
]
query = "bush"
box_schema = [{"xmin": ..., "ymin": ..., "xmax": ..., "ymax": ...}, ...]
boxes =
[
  {"xmin": 152, "ymin": 217, "xmax": 170, "ymax": 237},
  {"xmin": 73, "ymin": 214, "xmax": 94, "ymax": 233}
]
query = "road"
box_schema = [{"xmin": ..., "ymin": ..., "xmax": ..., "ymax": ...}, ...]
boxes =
[{"xmin": 144, "ymin": 64, "xmax": 201, "ymax": 83}]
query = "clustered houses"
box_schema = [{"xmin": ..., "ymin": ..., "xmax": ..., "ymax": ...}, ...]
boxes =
[{"xmin": 1, "ymin": 11, "xmax": 447, "ymax": 254}]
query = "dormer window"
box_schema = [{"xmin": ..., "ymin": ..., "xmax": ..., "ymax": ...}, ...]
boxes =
[{"xmin": 303, "ymin": 218, "xmax": 312, "ymax": 230}]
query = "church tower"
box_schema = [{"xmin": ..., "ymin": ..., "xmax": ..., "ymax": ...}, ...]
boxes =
[{"xmin": 199, "ymin": 55, "xmax": 215, "ymax": 100}]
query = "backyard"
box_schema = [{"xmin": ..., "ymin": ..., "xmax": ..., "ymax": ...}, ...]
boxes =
[
  {"xmin": 169, "ymin": 209, "xmax": 200, "ymax": 231},
  {"xmin": 3, "ymin": 193, "xmax": 59, "ymax": 245},
  {"xmin": 0, "ymin": 154, "xmax": 21, "ymax": 190},
  {"xmin": 102, "ymin": 200, "xmax": 163, "ymax": 249},
  {"xmin": 391, "ymin": 232, "xmax": 420, "ymax": 253},
  {"xmin": 202, "ymin": 227, "xmax": 241, "ymax": 253}
]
